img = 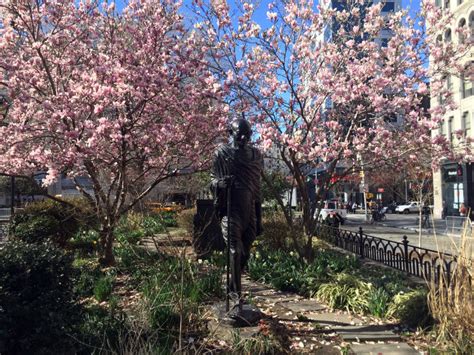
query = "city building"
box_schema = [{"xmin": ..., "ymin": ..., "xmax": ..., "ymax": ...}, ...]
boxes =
[
  {"xmin": 432, "ymin": 0, "xmax": 474, "ymax": 218},
  {"xmin": 311, "ymin": 0, "xmax": 403, "ymax": 206}
]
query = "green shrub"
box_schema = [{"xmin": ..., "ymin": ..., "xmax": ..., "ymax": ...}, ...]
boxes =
[
  {"xmin": 177, "ymin": 208, "xmax": 196, "ymax": 234},
  {"xmin": 387, "ymin": 289, "xmax": 432, "ymax": 328},
  {"xmin": 0, "ymin": 241, "xmax": 78, "ymax": 354},
  {"xmin": 70, "ymin": 229, "xmax": 100, "ymax": 255},
  {"xmin": 10, "ymin": 213, "xmax": 61, "ymax": 244},
  {"xmin": 156, "ymin": 210, "xmax": 178, "ymax": 228},
  {"xmin": 142, "ymin": 216, "xmax": 167, "ymax": 234},
  {"xmin": 258, "ymin": 211, "xmax": 303, "ymax": 250},
  {"xmin": 367, "ymin": 287, "xmax": 391, "ymax": 318},
  {"xmin": 76, "ymin": 304, "xmax": 127, "ymax": 353},
  {"xmin": 248, "ymin": 246, "xmax": 360, "ymax": 297},
  {"xmin": 73, "ymin": 258, "xmax": 103, "ymax": 298},
  {"xmin": 116, "ymin": 228, "xmax": 145, "ymax": 245},
  {"xmin": 93, "ymin": 275, "xmax": 115, "ymax": 302},
  {"xmin": 10, "ymin": 199, "xmax": 97, "ymax": 246},
  {"xmin": 115, "ymin": 213, "xmax": 172, "ymax": 246},
  {"xmin": 248, "ymin": 245, "xmax": 428, "ymax": 320}
]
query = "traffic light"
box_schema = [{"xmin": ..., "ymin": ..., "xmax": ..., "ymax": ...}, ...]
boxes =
[{"xmin": 457, "ymin": 164, "xmax": 463, "ymax": 177}]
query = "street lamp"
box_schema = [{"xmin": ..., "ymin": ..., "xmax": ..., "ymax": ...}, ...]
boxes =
[{"xmin": 404, "ymin": 179, "xmax": 408, "ymax": 202}]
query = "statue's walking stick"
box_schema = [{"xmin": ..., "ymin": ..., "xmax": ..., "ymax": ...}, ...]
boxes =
[{"xmin": 225, "ymin": 177, "xmax": 232, "ymax": 312}]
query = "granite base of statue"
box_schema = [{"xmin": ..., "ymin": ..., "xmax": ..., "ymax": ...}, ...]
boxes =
[
  {"xmin": 212, "ymin": 301, "xmax": 263, "ymax": 327},
  {"xmin": 210, "ymin": 119, "xmax": 264, "ymax": 327},
  {"xmin": 192, "ymin": 199, "xmax": 225, "ymax": 259}
]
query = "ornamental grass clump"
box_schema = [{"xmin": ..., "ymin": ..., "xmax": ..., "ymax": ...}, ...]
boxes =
[
  {"xmin": 428, "ymin": 224, "xmax": 474, "ymax": 353},
  {"xmin": 315, "ymin": 273, "xmax": 372, "ymax": 314}
]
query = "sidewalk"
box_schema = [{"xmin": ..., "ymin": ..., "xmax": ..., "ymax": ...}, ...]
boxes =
[
  {"xmin": 208, "ymin": 275, "xmax": 421, "ymax": 354},
  {"xmin": 344, "ymin": 214, "xmax": 473, "ymax": 255}
]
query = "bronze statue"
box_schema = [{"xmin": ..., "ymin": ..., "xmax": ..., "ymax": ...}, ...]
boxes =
[{"xmin": 211, "ymin": 118, "xmax": 263, "ymax": 320}]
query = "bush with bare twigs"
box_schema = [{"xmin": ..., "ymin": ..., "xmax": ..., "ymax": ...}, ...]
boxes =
[{"xmin": 428, "ymin": 222, "xmax": 473, "ymax": 353}]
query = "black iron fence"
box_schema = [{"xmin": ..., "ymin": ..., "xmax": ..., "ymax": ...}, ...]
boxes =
[{"xmin": 315, "ymin": 224, "xmax": 457, "ymax": 285}]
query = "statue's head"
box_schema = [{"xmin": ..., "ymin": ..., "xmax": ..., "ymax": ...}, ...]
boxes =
[{"xmin": 229, "ymin": 118, "xmax": 251, "ymax": 147}]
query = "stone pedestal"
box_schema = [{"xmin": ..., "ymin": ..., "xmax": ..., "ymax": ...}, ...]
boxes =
[
  {"xmin": 192, "ymin": 199, "xmax": 225, "ymax": 258},
  {"xmin": 211, "ymin": 301, "xmax": 263, "ymax": 328}
]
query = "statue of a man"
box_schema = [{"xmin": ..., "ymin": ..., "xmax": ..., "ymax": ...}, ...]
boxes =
[{"xmin": 211, "ymin": 118, "xmax": 263, "ymax": 317}]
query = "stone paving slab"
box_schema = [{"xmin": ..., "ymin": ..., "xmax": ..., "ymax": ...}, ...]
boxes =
[
  {"xmin": 304, "ymin": 311, "xmax": 363, "ymax": 326},
  {"xmin": 337, "ymin": 325, "xmax": 400, "ymax": 342},
  {"xmin": 350, "ymin": 342, "xmax": 420, "ymax": 354},
  {"xmin": 206, "ymin": 302, "xmax": 261, "ymax": 342},
  {"xmin": 276, "ymin": 299, "xmax": 328, "ymax": 313},
  {"xmin": 207, "ymin": 275, "xmax": 417, "ymax": 353}
]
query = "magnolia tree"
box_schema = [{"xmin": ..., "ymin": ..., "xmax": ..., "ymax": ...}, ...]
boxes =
[
  {"xmin": 191, "ymin": 0, "xmax": 471, "ymax": 257},
  {"xmin": 0, "ymin": 0, "xmax": 227, "ymax": 264}
]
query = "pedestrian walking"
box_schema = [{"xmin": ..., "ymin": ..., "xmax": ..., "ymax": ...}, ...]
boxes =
[
  {"xmin": 421, "ymin": 204, "xmax": 430, "ymax": 228},
  {"xmin": 442, "ymin": 200, "xmax": 448, "ymax": 219}
]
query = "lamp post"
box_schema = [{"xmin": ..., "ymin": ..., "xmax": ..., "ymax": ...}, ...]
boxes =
[{"xmin": 404, "ymin": 179, "xmax": 408, "ymax": 202}]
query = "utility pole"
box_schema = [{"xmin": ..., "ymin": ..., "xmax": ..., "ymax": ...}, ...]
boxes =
[
  {"xmin": 358, "ymin": 154, "xmax": 368, "ymax": 222},
  {"xmin": 404, "ymin": 179, "xmax": 408, "ymax": 202}
]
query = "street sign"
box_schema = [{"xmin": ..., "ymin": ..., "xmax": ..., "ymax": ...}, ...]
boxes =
[{"xmin": 377, "ymin": 188, "xmax": 384, "ymax": 193}]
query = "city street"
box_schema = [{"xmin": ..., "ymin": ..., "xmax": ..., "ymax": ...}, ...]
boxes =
[{"xmin": 343, "ymin": 211, "xmax": 473, "ymax": 256}]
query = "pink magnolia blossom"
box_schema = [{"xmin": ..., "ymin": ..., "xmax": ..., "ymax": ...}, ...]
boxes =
[
  {"xmin": 191, "ymin": 0, "xmax": 471, "ymax": 251},
  {"xmin": 0, "ymin": 0, "xmax": 227, "ymax": 264}
]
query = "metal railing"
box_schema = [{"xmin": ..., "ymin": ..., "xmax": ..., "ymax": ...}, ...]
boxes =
[
  {"xmin": 0, "ymin": 207, "xmax": 23, "ymax": 221},
  {"xmin": 315, "ymin": 223, "xmax": 457, "ymax": 285}
]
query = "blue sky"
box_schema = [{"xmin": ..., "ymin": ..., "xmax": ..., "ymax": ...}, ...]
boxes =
[{"xmin": 113, "ymin": 0, "xmax": 423, "ymax": 23}]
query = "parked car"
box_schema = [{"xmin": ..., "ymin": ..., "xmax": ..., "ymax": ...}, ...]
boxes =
[
  {"xmin": 395, "ymin": 201, "xmax": 421, "ymax": 214},
  {"xmin": 315, "ymin": 201, "xmax": 347, "ymax": 223}
]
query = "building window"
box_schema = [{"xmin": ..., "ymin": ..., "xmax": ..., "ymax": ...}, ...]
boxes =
[
  {"xmin": 435, "ymin": 0, "xmax": 441, "ymax": 6},
  {"xmin": 461, "ymin": 62, "xmax": 473, "ymax": 99},
  {"xmin": 448, "ymin": 116, "xmax": 453, "ymax": 144},
  {"xmin": 440, "ymin": 120, "xmax": 444, "ymax": 136},
  {"xmin": 463, "ymin": 112, "xmax": 471, "ymax": 138},
  {"xmin": 444, "ymin": 0, "xmax": 450, "ymax": 10},
  {"xmin": 470, "ymin": 12, "xmax": 474, "ymax": 41},
  {"xmin": 458, "ymin": 0, "xmax": 463, "ymax": 5},
  {"xmin": 445, "ymin": 28, "xmax": 452, "ymax": 42},
  {"xmin": 458, "ymin": 18, "xmax": 466, "ymax": 44},
  {"xmin": 382, "ymin": 1, "xmax": 395, "ymax": 12},
  {"xmin": 439, "ymin": 75, "xmax": 452, "ymax": 105}
]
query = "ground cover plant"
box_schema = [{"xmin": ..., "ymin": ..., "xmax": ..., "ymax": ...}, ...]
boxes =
[
  {"xmin": 248, "ymin": 240, "xmax": 429, "ymax": 328},
  {"xmin": 0, "ymin": 205, "xmax": 226, "ymax": 354}
]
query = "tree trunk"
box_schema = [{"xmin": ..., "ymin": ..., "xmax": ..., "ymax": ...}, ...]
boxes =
[{"xmin": 99, "ymin": 226, "xmax": 116, "ymax": 266}]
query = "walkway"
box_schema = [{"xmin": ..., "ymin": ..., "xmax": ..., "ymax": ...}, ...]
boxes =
[
  {"xmin": 208, "ymin": 275, "xmax": 421, "ymax": 354},
  {"xmin": 145, "ymin": 229, "xmax": 422, "ymax": 353}
]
